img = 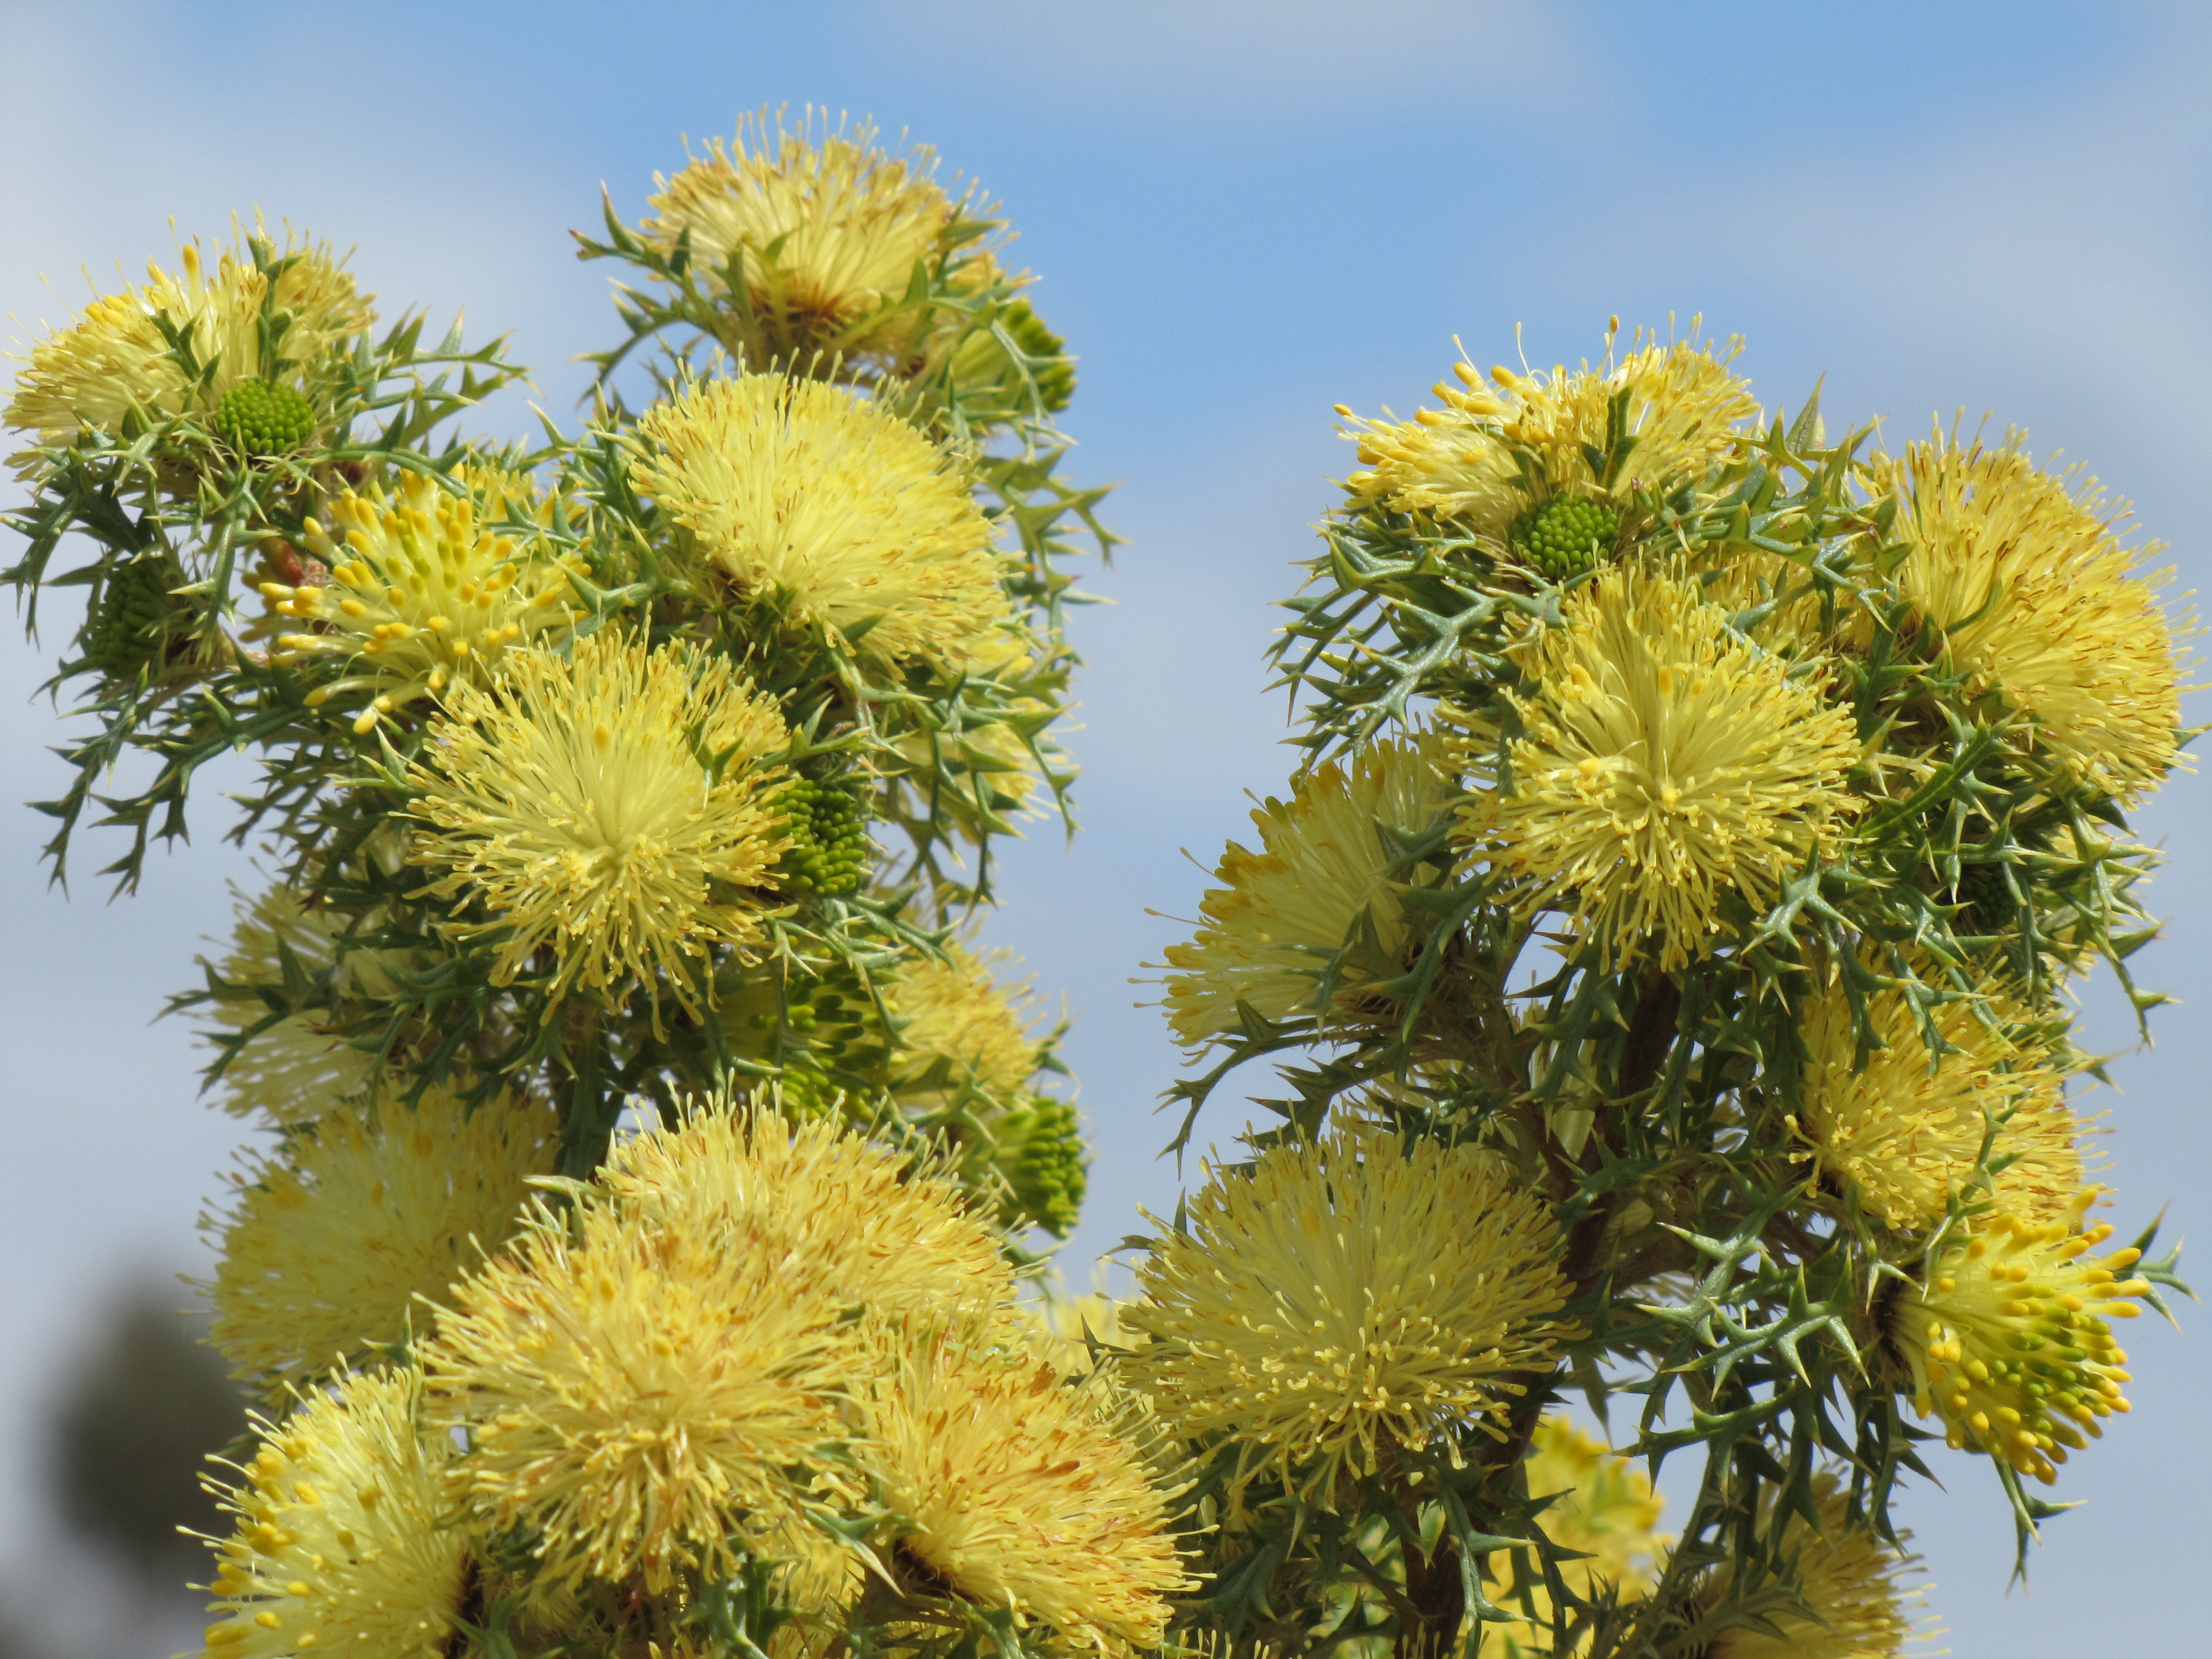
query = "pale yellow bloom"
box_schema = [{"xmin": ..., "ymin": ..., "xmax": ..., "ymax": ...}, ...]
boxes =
[
  {"xmin": 1026, "ymin": 1272, "xmax": 1129, "ymax": 1379},
  {"xmin": 1160, "ymin": 732, "xmax": 1455, "ymax": 1046},
  {"xmin": 889, "ymin": 941, "xmax": 1047, "ymax": 1101},
  {"xmin": 1891, "ymin": 1187, "xmax": 2151, "ymax": 1486},
  {"xmin": 262, "ymin": 468, "xmax": 588, "ymax": 734},
  {"xmin": 1478, "ymin": 1416, "xmax": 1667, "ymax": 1658},
  {"xmin": 593, "ymin": 1100, "xmax": 1016, "ymax": 1318},
  {"xmin": 424, "ymin": 1198, "xmax": 854, "ymax": 1590},
  {"xmin": 1124, "ymin": 1125, "xmax": 1576, "ymax": 1505},
  {"xmin": 1342, "ymin": 330, "xmax": 1760, "ymax": 540},
  {"xmin": 405, "ymin": 633, "xmax": 789, "ymax": 1019},
  {"xmin": 643, "ymin": 108, "xmax": 983, "ymax": 358},
  {"xmin": 1793, "ymin": 974, "xmax": 2083, "ymax": 1231},
  {"xmin": 1881, "ymin": 434, "xmax": 2189, "ymax": 801},
  {"xmin": 1702, "ymin": 1475, "xmax": 1936, "ymax": 1659},
  {"xmin": 632, "ymin": 372, "xmax": 1006, "ymax": 665},
  {"xmin": 851, "ymin": 1319, "xmax": 1192, "ymax": 1656},
  {"xmin": 1453, "ymin": 565, "xmax": 1860, "ymax": 970},
  {"xmin": 199, "ymin": 882, "xmax": 399, "ymax": 1124},
  {"xmin": 879, "ymin": 620, "xmax": 1072, "ymax": 845},
  {"xmin": 7, "ymin": 220, "xmax": 372, "ymax": 456},
  {"xmin": 197, "ymin": 1368, "xmax": 466, "ymax": 1659},
  {"xmin": 201, "ymin": 1086, "xmax": 555, "ymax": 1391}
]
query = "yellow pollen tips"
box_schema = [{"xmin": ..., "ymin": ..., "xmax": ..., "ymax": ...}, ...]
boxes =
[
  {"xmin": 1124, "ymin": 1124, "xmax": 1576, "ymax": 1505},
  {"xmin": 1891, "ymin": 1187, "xmax": 2152, "ymax": 1485},
  {"xmin": 1450, "ymin": 565, "xmax": 1858, "ymax": 971},
  {"xmin": 267, "ymin": 468, "xmax": 589, "ymax": 733},
  {"xmin": 631, "ymin": 372, "xmax": 1004, "ymax": 667},
  {"xmin": 404, "ymin": 633, "xmax": 789, "ymax": 1023}
]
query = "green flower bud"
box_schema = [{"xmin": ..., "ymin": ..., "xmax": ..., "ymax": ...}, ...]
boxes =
[
  {"xmin": 1510, "ymin": 495, "xmax": 1619, "ymax": 578},
  {"xmin": 85, "ymin": 557, "xmax": 184, "ymax": 679},
  {"xmin": 773, "ymin": 778, "xmax": 871, "ymax": 898},
  {"xmin": 950, "ymin": 299, "xmax": 1076, "ymax": 416},
  {"xmin": 992, "ymin": 1094, "xmax": 1088, "ymax": 1237},
  {"xmin": 215, "ymin": 381, "xmax": 316, "ymax": 455}
]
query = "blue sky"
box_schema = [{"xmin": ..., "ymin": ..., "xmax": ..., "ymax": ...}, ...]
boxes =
[{"xmin": 3, "ymin": 3, "xmax": 2208, "ymax": 1653}]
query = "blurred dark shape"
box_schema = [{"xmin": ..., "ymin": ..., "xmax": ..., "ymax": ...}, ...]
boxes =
[{"xmin": 42, "ymin": 1282, "xmax": 249, "ymax": 1590}]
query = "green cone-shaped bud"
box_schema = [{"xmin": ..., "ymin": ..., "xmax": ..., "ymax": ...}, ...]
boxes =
[
  {"xmin": 991, "ymin": 1094, "xmax": 1088, "ymax": 1237},
  {"xmin": 717, "ymin": 959, "xmax": 886, "ymax": 1081},
  {"xmin": 773, "ymin": 778, "xmax": 871, "ymax": 898},
  {"xmin": 85, "ymin": 558, "xmax": 184, "ymax": 679},
  {"xmin": 950, "ymin": 299, "xmax": 1076, "ymax": 416},
  {"xmin": 1510, "ymin": 495, "xmax": 1619, "ymax": 578},
  {"xmin": 215, "ymin": 381, "xmax": 316, "ymax": 455}
]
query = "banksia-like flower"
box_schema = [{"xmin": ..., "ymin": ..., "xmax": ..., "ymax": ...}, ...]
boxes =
[
  {"xmin": 642, "ymin": 108, "xmax": 982, "ymax": 361},
  {"xmin": 1124, "ymin": 1125, "xmax": 1577, "ymax": 1504},
  {"xmin": 198, "ymin": 883, "xmax": 400, "ymax": 1125},
  {"xmin": 262, "ymin": 469, "xmax": 588, "ymax": 734},
  {"xmin": 592, "ymin": 1102, "xmax": 1017, "ymax": 1318},
  {"xmin": 881, "ymin": 619, "xmax": 1069, "ymax": 835},
  {"xmin": 1792, "ymin": 973, "xmax": 2083, "ymax": 1231},
  {"xmin": 1477, "ymin": 1415, "xmax": 1666, "ymax": 1658},
  {"xmin": 197, "ymin": 1368, "xmax": 467, "ymax": 1659},
  {"xmin": 424, "ymin": 1198, "xmax": 853, "ymax": 1590},
  {"xmin": 1453, "ymin": 565, "xmax": 1860, "ymax": 970},
  {"xmin": 850, "ymin": 1320, "xmax": 1192, "ymax": 1656},
  {"xmin": 1341, "ymin": 330, "xmax": 1760, "ymax": 541},
  {"xmin": 6, "ymin": 222, "xmax": 372, "ymax": 458},
  {"xmin": 1888, "ymin": 1187, "xmax": 2151, "ymax": 1485},
  {"xmin": 201, "ymin": 1086, "xmax": 556, "ymax": 1391},
  {"xmin": 631, "ymin": 372, "xmax": 1006, "ymax": 666},
  {"xmin": 1160, "ymin": 732, "xmax": 1454, "ymax": 1047},
  {"xmin": 889, "ymin": 941, "xmax": 1046, "ymax": 1101},
  {"xmin": 1699, "ymin": 1475, "xmax": 1934, "ymax": 1659},
  {"xmin": 404, "ymin": 633, "xmax": 789, "ymax": 1021},
  {"xmin": 1881, "ymin": 433, "xmax": 2188, "ymax": 802}
]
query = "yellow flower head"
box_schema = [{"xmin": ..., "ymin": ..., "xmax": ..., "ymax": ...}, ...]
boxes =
[
  {"xmin": 405, "ymin": 632, "xmax": 790, "ymax": 1019},
  {"xmin": 1124, "ymin": 1125, "xmax": 1577, "ymax": 1504},
  {"xmin": 1890, "ymin": 1187, "xmax": 2152, "ymax": 1485},
  {"xmin": 1881, "ymin": 434, "xmax": 2188, "ymax": 801},
  {"xmin": 643, "ymin": 107, "xmax": 984, "ymax": 359},
  {"xmin": 1027, "ymin": 1274, "xmax": 1130, "ymax": 1379},
  {"xmin": 1702, "ymin": 1475, "xmax": 1934, "ymax": 1659},
  {"xmin": 890, "ymin": 941, "xmax": 1047, "ymax": 1102},
  {"xmin": 199, "ymin": 882, "xmax": 399, "ymax": 1124},
  {"xmin": 1478, "ymin": 1415, "xmax": 1667, "ymax": 1659},
  {"xmin": 201, "ymin": 1086, "xmax": 555, "ymax": 1392},
  {"xmin": 1453, "ymin": 566, "xmax": 1861, "ymax": 970},
  {"xmin": 631, "ymin": 372, "xmax": 1006, "ymax": 665},
  {"xmin": 7, "ymin": 220, "xmax": 373, "ymax": 456},
  {"xmin": 424, "ymin": 1198, "xmax": 854, "ymax": 1591},
  {"xmin": 263, "ymin": 468, "xmax": 589, "ymax": 735},
  {"xmin": 197, "ymin": 1368, "xmax": 466, "ymax": 1659},
  {"xmin": 593, "ymin": 1100, "xmax": 1016, "ymax": 1318},
  {"xmin": 1160, "ymin": 732, "xmax": 1455, "ymax": 1047},
  {"xmin": 880, "ymin": 619, "xmax": 1071, "ymax": 844},
  {"xmin": 1342, "ymin": 329, "xmax": 1760, "ymax": 541},
  {"xmin": 1792, "ymin": 974, "xmax": 2083, "ymax": 1232},
  {"xmin": 852, "ymin": 1321, "xmax": 1192, "ymax": 1657}
]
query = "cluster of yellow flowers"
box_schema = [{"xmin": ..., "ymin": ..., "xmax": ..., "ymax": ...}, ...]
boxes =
[
  {"xmin": 5, "ymin": 108, "xmax": 1127, "ymax": 1659},
  {"xmin": 1127, "ymin": 323, "xmax": 2185, "ymax": 1653},
  {"xmin": 7, "ymin": 100, "xmax": 2188, "ymax": 1659},
  {"xmin": 200, "ymin": 1105, "xmax": 1188, "ymax": 1659}
]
